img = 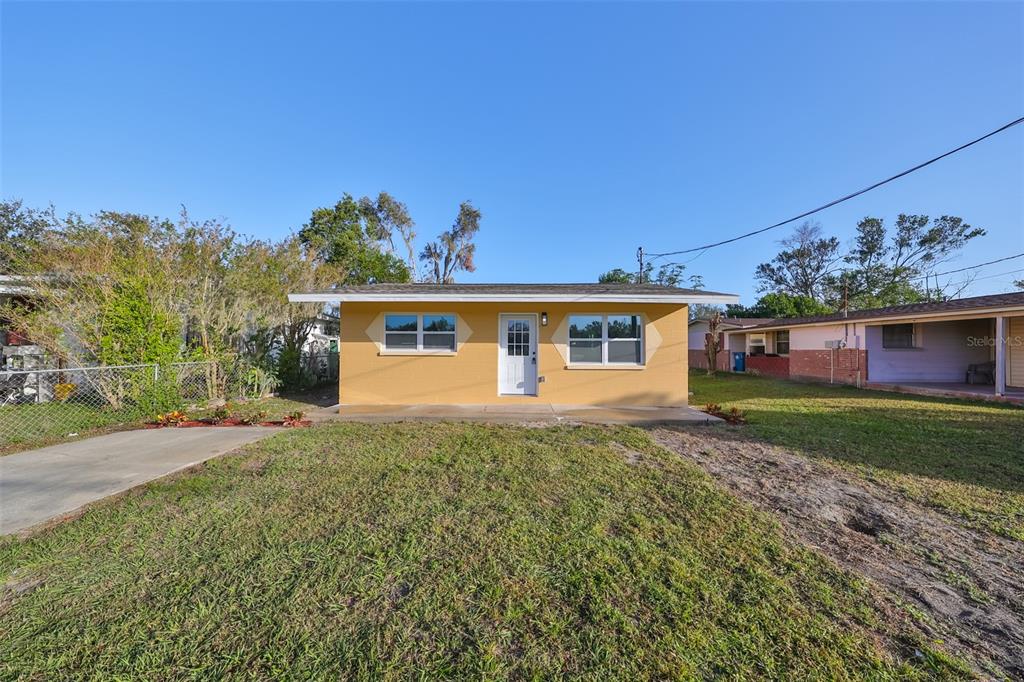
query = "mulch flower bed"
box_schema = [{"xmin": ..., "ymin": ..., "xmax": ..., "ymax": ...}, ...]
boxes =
[{"xmin": 144, "ymin": 418, "xmax": 312, "ymax": 429}]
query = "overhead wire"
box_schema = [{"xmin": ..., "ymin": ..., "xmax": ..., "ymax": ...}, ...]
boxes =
[{"xmin": 646, "ymin": 116, "xmax": 1024, "ymax": 258}]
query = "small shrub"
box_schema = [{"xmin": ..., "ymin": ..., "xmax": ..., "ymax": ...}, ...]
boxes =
[
  {"xmin": 283, "ymin": 410, "xmax": 305, "ymax": 426},
  {"xmin": 702, "ymin": 403, "xmax": 746, "ymax": 424},
  {"xmin": 155, "ymin": 410, "xmax": 188, "ymax": 426},
  {"xmin": 243, "ymin": 366, "xmax": 280, "ymax": 399},
  {"xmin": 276, "ymin": 347, "xmax": 307, "ymax": 392},
  {"xmin": 726, "ymin": 406, "xmax": 747, "ymax": 424},
  {"xmin": 208, "ymin": 405, "xmax": 231, "ymax": 424},
  {"xmin": 132, "ymin": 374, "xmax": 184, "ymax": 417},
  {"xmin": 240, "ymin": 410, "xmax": 267, "ymax": 426}
]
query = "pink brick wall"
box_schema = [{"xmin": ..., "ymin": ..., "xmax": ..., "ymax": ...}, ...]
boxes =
[
  {"xmin": 745, "ymin": 354, "xmax": 791, "ymax": 379},
  {"xmin": 789, "ymin": 349, "xmax": 866, "ymax": 385}
]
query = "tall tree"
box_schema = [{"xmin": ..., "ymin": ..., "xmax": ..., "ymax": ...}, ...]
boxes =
[
  {"xmin": 598, "ymin": 263, "xmax": 702, "ymax": 288},
  {"xmin": 704, "ymin": 311, "xmax": 722, "ymax": 376},
  {"xmin": 358, "ymin": 192, "xmax": 417, "ymax": 278},
  {"xmin": 420, "ymin": 201, "xmax": 481, "ymax": 284},
  {"xmin": 836, "ymin": 214, "xmax": 985, "ymax": 308},
  {"xmin": 756, "ymin": 215, "xmax": 985, "ymax": 310},
  {"xmin": 754, "ymin": 222, "xmax": 842, "ymax": 301},
  {"xmin": 299, "ymin": 192, "xmax": 412, "ymax": 284},
  {"xmin": 726, "ymin": 292, "xmax": 833, "ymax": 319},
  {"xmin": 0, "ymin": 200, "xmax": 54, "ymax": 272}
]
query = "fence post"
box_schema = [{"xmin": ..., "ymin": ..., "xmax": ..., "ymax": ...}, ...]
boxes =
[{"xmin": 153, "ymin": 364, "xmax": 159, "ymax": 382}]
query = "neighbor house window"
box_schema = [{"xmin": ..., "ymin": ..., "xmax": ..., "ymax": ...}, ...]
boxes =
[
  {"xmin": 748, "ymin": 333, "xmax": 766, "ymax": 356},
  {"xmin": 568, "ymin": 314, "xmax": 643, "ymax": 365},
  {"xmin": 775, "ymin": 330, "xmax": 790, "ymax": 355},
  {"xmin": 882, "ymin": 323, "xmax": 915, "ymax": 349},
  {"xmin": 384, "ymin": 314, "xmax": 456, "ymax": 352}
]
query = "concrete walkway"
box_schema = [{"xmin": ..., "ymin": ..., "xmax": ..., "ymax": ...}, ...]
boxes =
[
  {"xmin": 0, "ymin": 427, "xmax": 275, "ymax": 535},
  {"xmin": 314, "ymin": 403, "xmax": 721, "ymax": 425}
]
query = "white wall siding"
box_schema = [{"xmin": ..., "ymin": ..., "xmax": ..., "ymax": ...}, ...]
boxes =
[
  {"xmin": 789, "ymin": 324, "xmax": 860, "ymax": 351},
  {"xmin": 687, "ymin": 322, "xmax": 709, "ymax": 352}
]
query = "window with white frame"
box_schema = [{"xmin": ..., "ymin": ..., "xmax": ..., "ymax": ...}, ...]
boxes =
[
  {"xmin": 384, "ymin": 314, "xmax": 456, "ymax": 352},
  {"xmin": 568, "ymin": 314, "xmax": 643, "ymax": 365},
  {"xmin": 748, "ymin": 333, "xmax": 766, "ymax": 356},
  {"xmin": 775, "ymin": 330, "xmax": 790, "ymax": 355}
]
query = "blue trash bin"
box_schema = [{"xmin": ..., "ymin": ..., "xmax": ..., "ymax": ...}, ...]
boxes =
[{"xmin": 732, "ymin": 352, "xmax": 745, "ymax": 372}]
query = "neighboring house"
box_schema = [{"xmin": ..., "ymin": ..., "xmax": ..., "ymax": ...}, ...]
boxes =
[
  {"xmin": 0, "ymin": 275, "xmax": 44, "ymax": 370},
  {"xmin": 687, "ymin": 317, "xmax": 775, "ymax": 371},
  {"xmin": 301, "ymin": 311, "xmax": 340, "ymax": 355},
  {"xmin": 288, "ymin": 283, "xmax": 737, "ymax": 407},
  {"xmin": 723, "ymin": 292, "xmax": 1024, "ymax": 403}
]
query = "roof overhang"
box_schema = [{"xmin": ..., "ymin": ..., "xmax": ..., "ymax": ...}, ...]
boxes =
[
  {"xmin": 735, "ymin": 304, "xmax": 1024, "ymax": 332},
  {"xmin": 289, "ymin": 291, "xmax": 740, "ymax": 305},
  {"xmin": 687, "ymin": 319, "xmax": 757, "ymax": 328}
]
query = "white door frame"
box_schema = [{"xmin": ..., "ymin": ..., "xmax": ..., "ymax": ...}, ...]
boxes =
[{"xmin": 497, "ymin": 313, "xmax": 539, "ymax": 396}]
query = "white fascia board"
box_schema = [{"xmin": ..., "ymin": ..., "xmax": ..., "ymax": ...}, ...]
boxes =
[
  {"xmin": 288, "ymin": 292, "xmax": 740, "ymax": 305},
  {"xmin": 743, "ymin": 304, "xmax": 1024, "ymax": 332}
]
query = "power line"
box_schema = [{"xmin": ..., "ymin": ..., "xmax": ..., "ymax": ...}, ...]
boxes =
[
  {"xmin": 916, "ymin": 252, "xmax": 1024, "ymax": 280},
  {"xmin": 647, "ymin": 116, "xmax": 1024, "ymax": 258},
  {"xmin": 930, "ymin": 267, "xmax": 1024, "ymax": 294}
]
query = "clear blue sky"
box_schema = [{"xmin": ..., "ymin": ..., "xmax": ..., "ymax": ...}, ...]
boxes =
[{"xmin": 3, "ymin": 1, "xmax": 1022, "ymax": 303}]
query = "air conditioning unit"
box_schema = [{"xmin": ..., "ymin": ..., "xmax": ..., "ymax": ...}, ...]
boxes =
[{"xmin": 824, "ymin": 339, "xmax": 847, "ymax": 349}]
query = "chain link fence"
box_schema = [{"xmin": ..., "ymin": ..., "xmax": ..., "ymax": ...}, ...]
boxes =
[
  {"xmin": 0, "ymin": 361, "xmax": 247, "ymax": 451},
  {"xmin": 0, "ymin": 353, "xmax": 340, "ymax": 452}
]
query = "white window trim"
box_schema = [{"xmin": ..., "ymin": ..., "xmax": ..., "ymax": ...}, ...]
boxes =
[
  {"xmin": 567, "ymin": 313, "xmax": 645, "ymax": 367},
  {"xmin": 775, "ymin": 330, "xmax": 791, "ymax": 357},
  {"xmin": 382, "ymin": 313, "xmax": 457, "ymax": 355}
]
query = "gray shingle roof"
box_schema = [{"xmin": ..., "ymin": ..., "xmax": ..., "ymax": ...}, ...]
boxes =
[
  {"xmin": 743, "ymin": 292, "xmax": 1024, "ymax": 330},
  {"xmin": 689, "ymin": 317, "xmax": 778, "ymax": 328},
  {"xmin": 289, "ymin": 282, "xmax": 739, "ymax": 304},
  {"xmin": 303, "ymin": 282, "xmax": 730, "ymax": 297}
]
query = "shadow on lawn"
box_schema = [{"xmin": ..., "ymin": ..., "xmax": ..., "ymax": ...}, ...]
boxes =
[{"xmin": 275, "ymin": 387, "xmax": 337, "ymax": 409}]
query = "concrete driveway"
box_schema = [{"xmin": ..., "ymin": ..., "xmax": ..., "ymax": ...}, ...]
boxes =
[{"xmin": 0, "ymin": 427, "xmax": 275, "ymax": 535}]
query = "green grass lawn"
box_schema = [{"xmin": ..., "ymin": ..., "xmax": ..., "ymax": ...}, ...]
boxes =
[
  {"xmin": 0, "ymin": 401, "xmax": 140, "ymax": 453},
  {"xmin": 0, "ymin": 423, "xmax": 966, "ymax": 679},
  {"xmin": 689, "ymin": 371, "xmax": 1024, "ymax": 541}
]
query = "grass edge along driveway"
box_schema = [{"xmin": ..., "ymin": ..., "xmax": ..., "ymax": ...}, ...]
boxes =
[
  {"xmin": 688, "ymin": 371, "xmax": 1024, "ymax": 541},
  {"xmin": 0, "ymin": 423, "xmax": 968, "ymax": 679}
]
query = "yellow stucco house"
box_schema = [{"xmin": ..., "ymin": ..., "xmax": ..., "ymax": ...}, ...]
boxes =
[{"xmin": 288, "ymin": 283, "xmax": 738, "ymax": 407}]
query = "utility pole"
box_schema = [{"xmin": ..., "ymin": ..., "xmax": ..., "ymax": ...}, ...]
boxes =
[
  {"xmin": 842, "ymin": 274, "xmax": 849, "ymax": 318},
  {"xmin": 636, "ymin": 247, "xmax": 645, "ymax": 284}
]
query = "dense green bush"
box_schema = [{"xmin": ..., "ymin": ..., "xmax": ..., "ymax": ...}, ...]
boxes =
[{"xmin": 128, "ymin": 372, "xmax": 184, "ymax": 417}]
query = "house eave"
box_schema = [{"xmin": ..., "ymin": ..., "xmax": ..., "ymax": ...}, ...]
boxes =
[
  {"xmin": 740, "ymin": 304, "xmax": 1024, "ymax": 332},
  {"xmin": 288, "ymin": 292, "xmax": 740, "ymax": 305}
]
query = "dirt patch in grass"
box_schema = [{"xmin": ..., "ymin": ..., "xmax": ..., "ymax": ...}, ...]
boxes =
[{"xmin": 652, "ymin": 426, "xmax": 1024, "ymax": 679}]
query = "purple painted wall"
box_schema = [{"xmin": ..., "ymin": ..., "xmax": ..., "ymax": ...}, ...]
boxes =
[{"xmin": 865, "ymin": 319, "xmax": 992, "ymax": 383}]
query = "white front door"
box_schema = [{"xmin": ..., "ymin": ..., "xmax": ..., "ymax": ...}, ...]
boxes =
[{"xmin": 499, "ymin": 315, "xmax": 538, "ymax": 395}]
